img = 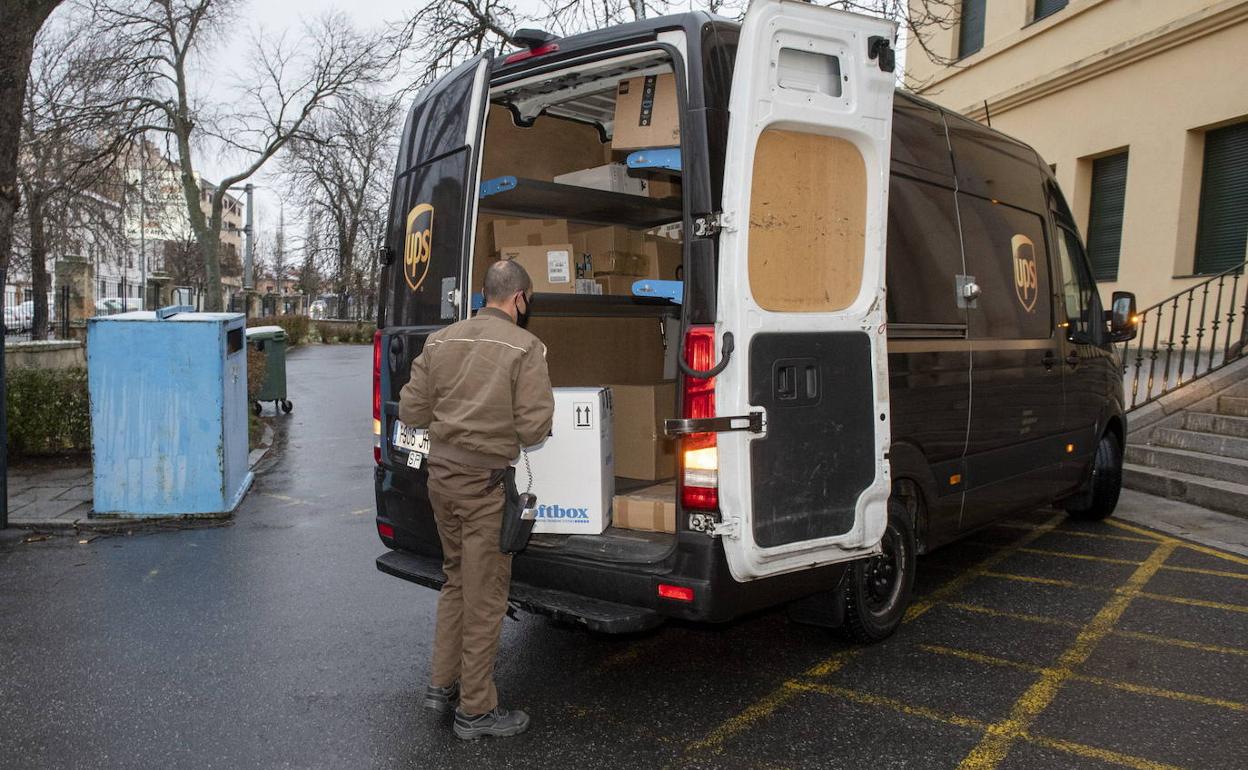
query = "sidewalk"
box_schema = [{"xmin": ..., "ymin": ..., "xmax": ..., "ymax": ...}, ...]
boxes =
[{"xmin": 5, "ymin": 424, "xmax": 274, "ymax": 531}]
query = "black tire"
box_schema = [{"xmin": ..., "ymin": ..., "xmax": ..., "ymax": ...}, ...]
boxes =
[
  {"xmin": 252, "ymin": 401, "xmax": 262, "ymax": 417},
  {"xmin": 281, "ymin": 400, "xmax": 293, "ymax": 414},
  {"xmin": 842, "ymin": 501, "xmax": 916, "ymax": 643},
  {"xmin": 1066, "ymin": 433, "xmax": 1123, "ymax": 520}
]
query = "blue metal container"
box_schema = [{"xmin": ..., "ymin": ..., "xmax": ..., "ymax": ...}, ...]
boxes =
[{"xmin": 87, "ymin": 309, "xmax": 253, "ymax": 516}]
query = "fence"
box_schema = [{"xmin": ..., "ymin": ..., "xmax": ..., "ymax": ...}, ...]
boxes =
[
  {"xmin": 4, "ymin": 286, "xmax": 70, "ymax": 343},
  {"xmin": 1119, "ymin": 261, "xmax": 1247, "ymax": 411}
]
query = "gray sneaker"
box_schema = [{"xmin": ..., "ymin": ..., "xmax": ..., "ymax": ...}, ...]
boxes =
[
  {"xmin": 422, "ymin": 682, "xmax": 459, "ymax": 713},
  {"xmin": 453, "ymin": 706, "xmax": 531, "ymax": 740}
]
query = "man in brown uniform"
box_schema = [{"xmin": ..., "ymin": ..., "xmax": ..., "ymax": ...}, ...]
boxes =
[{"xmin": 398, "ymin": 259, "xmax": 554, "ymax": 740}]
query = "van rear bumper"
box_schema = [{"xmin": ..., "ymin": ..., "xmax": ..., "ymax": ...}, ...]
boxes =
[{"xmin": 376, "ymin": 549, "xmax": 665, "ymax": 633}]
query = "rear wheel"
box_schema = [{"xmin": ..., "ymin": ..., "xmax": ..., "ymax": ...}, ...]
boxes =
[
  {"xmin": 1066, "ymin": 433, "xmax": 1122, "ymax": 520},
  {"xmin": 842, "ymin": 500, "xmax": 915, "ymax": 643}
]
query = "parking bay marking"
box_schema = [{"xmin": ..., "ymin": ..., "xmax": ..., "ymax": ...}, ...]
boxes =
[
  {"xmin": 954, "ymin": 540, "xmax": 1178, "ymax": 770},
  {"xmin": 676, "ymin": 512, "xmax": 1067, "ymax": 760}
]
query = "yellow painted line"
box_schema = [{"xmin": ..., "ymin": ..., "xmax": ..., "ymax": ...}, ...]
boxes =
[
  {"xmin": 1019, "ymin": 547, "xmax": 1142, "ymax": 566},
  {"xmin": 789, "ymin": 680, "xmax": 988, "ymax": 731},
  {"xmin": 979, "ymin": 570, "xmax": 1087, "ymax": 589},
  {"xmin": 680, "ymin": 515, "xmax": 1066, "ymax": 758},
  {"xmin": 1108, "ymin": 520, "xmax": 1248, "ymax": 567},
  {"xmin": 791, "ymin": 672, "xmax": 1188, "ymax": 770},
  {"xmin": 992, "ymin": 521, "xmax": 1156, "ymax": 543},
  {"xmin": 1160, "ymin": 564, "xmax": 1248, "ymax": 580},
  {"xmin": 954, "ymin": 540, "xmax": 1178, "ymax": 770},
  {"xmin": 919, "ymin": 644, "xmax": 1248, "ymax": 713},
  {"xmin": 1024, "ymin": 734, "xmax": 1187, "ymax": 770},
  {"xmin": 1136, "ymin": 591, "xmax": 1248, "ymax": 614},
  {"xmin": 944, "ymin": 601, "xmax": 1083, "ymax": 628}
]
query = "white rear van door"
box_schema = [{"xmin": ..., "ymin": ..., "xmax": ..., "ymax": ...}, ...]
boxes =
[{"xmin": 715, "ymin": 0, "xmax": 896, "ymax": 580}]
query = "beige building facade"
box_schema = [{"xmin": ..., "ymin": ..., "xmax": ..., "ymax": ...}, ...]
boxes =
[{"xmin": 906, "ymin": 0, "xmax": 1248, "ymax": 310}]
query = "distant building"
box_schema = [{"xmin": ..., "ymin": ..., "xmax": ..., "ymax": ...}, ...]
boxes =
[{"xmin": 906, "ymin": 0, "xmax": 1248, "ymax": 308}]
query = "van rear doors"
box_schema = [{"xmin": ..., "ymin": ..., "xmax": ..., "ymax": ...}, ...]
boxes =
[
  {"xmin": 379, "ymin": 54, "xmax": 491, "ymax": 469},
  {"xmin": 713, "ymin": 0, "xmax": 896, "ymax": 580}
]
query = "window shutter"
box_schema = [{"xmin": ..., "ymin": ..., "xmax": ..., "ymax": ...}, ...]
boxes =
[
  {"xmin": 958, "ymin": 0, "xmax": 985, "ymax": 58},
  {"xmin": 1034, "ymin": 0, "xmax": 1069, "ymax": 22},
  {"xmin": 1195, "ymin": 122, "xmax": 1248, "ymax": 275},
  {"xmin": 1086, "ymin": 152, "xmax": 1128, "ymax": 282}
]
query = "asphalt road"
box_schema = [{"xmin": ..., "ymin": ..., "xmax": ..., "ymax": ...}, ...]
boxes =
[{"xmin": 2, "ymin": 344, "xmax": 1245, "ymax": 769}]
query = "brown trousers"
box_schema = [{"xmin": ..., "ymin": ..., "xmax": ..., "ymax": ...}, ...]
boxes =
[{"xmin": 426, "ymin": 457, "xmax": 514, "ymax": 715}]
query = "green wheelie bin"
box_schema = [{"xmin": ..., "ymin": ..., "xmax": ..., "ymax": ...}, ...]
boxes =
[{"xmin": 246, "ymin": 325, "xmax": 292, "ymax": 415}]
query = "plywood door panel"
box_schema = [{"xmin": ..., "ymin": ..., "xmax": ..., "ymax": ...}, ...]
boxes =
[{"xmin": 747, "ymin": 129, "xmax": 866, "ymax": 312}]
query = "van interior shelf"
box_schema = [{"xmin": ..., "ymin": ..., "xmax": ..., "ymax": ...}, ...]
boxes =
[
  {"xmin": 527, "ymin": 293, "xmax": 680, "ymax": 318},
  {"xmin": 478, "ymin": 175, "xmax": 682, "ymax": 228}
]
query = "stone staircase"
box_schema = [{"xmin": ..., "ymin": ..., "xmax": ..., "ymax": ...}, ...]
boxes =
[{"xmin": 1124, "ymin": 372, "xmax": 1248, "ymax": 518}]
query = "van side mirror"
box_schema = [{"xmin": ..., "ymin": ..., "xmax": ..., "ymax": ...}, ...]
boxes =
[{"xmin": 1107, "ymin": 291, "xmax": 1137, "ymax": 342}]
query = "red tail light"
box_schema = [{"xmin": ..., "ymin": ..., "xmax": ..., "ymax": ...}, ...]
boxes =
[
  {"xmin": 658, "ymin": 584, "xmax": 694, "ymax": 602},
  {"xmin": 377, "ymin": 521, "xmax": 394, "ymax": 540},
  {"xmin": 681, "ymin": 326, "xmax": 719, "ymax": 511},
  {"xmin": 373, "ymin": 330, "xmax": 383, "ymax": 464},
  {"xmin": 504, "ymin": 42, "xmax": 559, "ymax": 65}
]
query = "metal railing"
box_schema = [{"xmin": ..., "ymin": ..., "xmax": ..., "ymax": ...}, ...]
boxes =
[
  {"xmin": 4, "ymin": 286, "xmax": 70, "ymax": 342},
  {"xmin": 1120, "ymin": 260, "xmax": 1247, "ymax": 411}
]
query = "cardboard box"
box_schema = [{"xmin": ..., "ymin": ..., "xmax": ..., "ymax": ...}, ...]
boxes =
[
  {"xmin": 518, "ymin": 387, "xmax": 614, "ymax": 535},
  {"xmin": 613, "ymin": 484, "xmax": 677, "ymax": 533},
  {"xmin": 643, "ymin": 237, "xmax": 683, "ymax": 280},
  {"xmin": 493, "ymin": 217, "xmax": 570, "ymax": 248},
  {"xmin": 554, "ymin": 163, "xmax": 648, "ymax": 196},
  {"xmin": 613, "ymin": 73, "xmax": 680, "ymax": 150},
  {"xmin": 610, "ymin": 382, "xmax": 677, "ymax": 481},
  {"xmin": 647, "ymin": 177, "xmax": 681, "ymax": 199},
  {"xmin": 648, "ymin": 222, "xmax": 683, "ymax": 242},
  {"xmin": 574, "ymin": 278, "xmax": 602, "ymax": 295},
  {"xmin": 499, "ymin": 244, "xmax": 576, "ymax": 293},
  {"xmin": 571, "ymin": 225, "xmax": 646, "ymax": 261},
  {"xmin": 595, "ymin": 275, "xmax": 639, "ymax": 296}
]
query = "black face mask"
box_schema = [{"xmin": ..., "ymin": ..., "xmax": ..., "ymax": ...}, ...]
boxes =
[{"xmin": 516, "ymin": 294, "xmax": 532, "ymax": 328}]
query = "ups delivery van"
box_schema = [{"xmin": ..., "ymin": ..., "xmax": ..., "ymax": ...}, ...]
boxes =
[{"xmin": 373, "ymin": 0, "xmax": 1139, "ymax": 642}]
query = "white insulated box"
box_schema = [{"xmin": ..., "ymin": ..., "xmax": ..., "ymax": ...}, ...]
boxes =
[
  {"xmin": 518, "ymin": 387, "xmax": 614, "ymax": 534},
  {"xmin": 553, "ymin": 164, "xmax": 647, "ymax": 197}
]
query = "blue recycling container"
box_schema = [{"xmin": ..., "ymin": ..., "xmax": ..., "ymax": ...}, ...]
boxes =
[{"xmin": 87, "ymin": 308, "xmax": 253, "ymax": 516}]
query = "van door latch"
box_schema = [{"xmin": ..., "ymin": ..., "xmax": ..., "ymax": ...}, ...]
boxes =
[
  {"xmin": 693, "ymin": 212, "xmax": 735, "ymax": 237},
  {"xmin": 664, "ymin": 411, "xmax": 764, "ymax": 437}
]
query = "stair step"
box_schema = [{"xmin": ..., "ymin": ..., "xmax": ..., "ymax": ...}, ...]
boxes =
[
  {"xmin": 1122, "ymin": 463, "xmax": 1248, "ymax": 520},
  {"xmin": 1151, "ymin": 427, "xmax": 1248, "ymax": 461},
  {"xmin": 1225, "ymin": 379, "xmax": 1248, "ymax": 398},
  {"xmin": 1183, "ymin": 411, "xmax": 1248, "ymax": 439},
  {"xmin": 1219, "ymin": 396, "xmax": 1248, "ymax": 417},
  {"xmin": 1125, "ymin": 444, "xmax": 1248, "ymax": 485}
]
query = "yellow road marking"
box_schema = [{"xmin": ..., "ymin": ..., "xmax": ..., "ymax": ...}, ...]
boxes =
[
  {"xmin": 1108, "ymin": 519, "xmax": 1248, "ymax": 567},
  {"xmin": 678, "ymin": 513, "xmax": 1066, "ymax": 759},
  {"xmin": 1019, "ymin": 547, "xmax": 1142, "ymax": 565},
  {"xmin": 954, "ymin": 541, "xmax": 1177, "ymax": 770},
  {"xmin": 1160, "ymin": 564, "xmax": 1248, "ymax": 580},
  {"xmin": 793, "ymin": 674, "xmax": 1186, "ymax": 770},
  {"xmin": 1136, "ymin": 591, "xmax": 1248, "ymax": 614},
  {"xmin": 993, "ymin": 521, "xmax": 1156, "ymax": 543},
  {"xmin": 919, "ymin": 644, "xmax": 1248, "ymax": 713},
  {"xmin": 1024, "ymin": 734, "xmax": 1186, "ymax": 770},
  {"xmin": 980, "ymin": 570, "xmax": 1085, "ymax": 589},
  {"xmin": 947, "ymin": 600, "xmax": 1248, "ymax": 657}
]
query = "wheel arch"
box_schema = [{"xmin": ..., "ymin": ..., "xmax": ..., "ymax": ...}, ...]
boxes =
[{"xmin": 887, "ymin": 441, "xmax": 938, "ymax": 555}]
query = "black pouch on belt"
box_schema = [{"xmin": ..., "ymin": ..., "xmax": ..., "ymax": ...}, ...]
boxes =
[{"xmin": 499, "ymin": 466, "xmax": 538, "ymax": 555}]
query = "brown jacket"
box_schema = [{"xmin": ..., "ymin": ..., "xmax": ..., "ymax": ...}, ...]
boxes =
[{"xmin": 398, "ymin": 307, "xmax": 554, "ymax": 469}]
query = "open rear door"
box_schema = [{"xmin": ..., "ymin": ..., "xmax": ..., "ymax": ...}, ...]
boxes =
[
  {"xmin": 714, "ymin": 1, "xmax": 895, "ymax": 580},
  {"xmin": 380, "ymin": 54, "xmax": 491, "ymax": 474}
]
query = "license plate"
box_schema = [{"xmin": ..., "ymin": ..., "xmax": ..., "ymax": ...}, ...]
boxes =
[{"xmin": 393, "ymin": 420, "xmax": 429, "ymax": 453}]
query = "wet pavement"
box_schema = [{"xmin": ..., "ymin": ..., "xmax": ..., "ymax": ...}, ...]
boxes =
[{"xmin": 2, "ymin": 344, "xmax": 1246, "ymax": 769}]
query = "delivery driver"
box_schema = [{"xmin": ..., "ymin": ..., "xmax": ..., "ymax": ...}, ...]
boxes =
[{"xmin": 398, "ymin": 259, "xmax": 554, "ymax": 740}]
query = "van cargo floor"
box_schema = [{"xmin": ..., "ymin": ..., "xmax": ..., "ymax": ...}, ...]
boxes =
[{"xmin": 527, "ymin": 527, "xmax": 675, "ymax": 565}]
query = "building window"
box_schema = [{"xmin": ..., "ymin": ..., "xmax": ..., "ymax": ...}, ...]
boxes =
[
  {"xmin": 1085, "ymin": 151, "xmax": 1128, "ymax": 282},
  {"xmin": 1195, "ymin": 121, "xmax": 1248, "ymax": 275},
  {"xmin": 958, "ymin": 0, "xmax": 986, "ymax": 58},
  {"xmin": 1034, "ymin": 0, "xmax": 1069, "ymax": 22}
]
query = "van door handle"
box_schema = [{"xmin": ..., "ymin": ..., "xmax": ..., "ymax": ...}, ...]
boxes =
[
  {"xmin": 664, "ymin": 412, "xmax": 765, "ymax": 437},
  {"xmin": 388, "ymin": 336, "xmax": 404, "ymax": 371},
  {"xmin": 1041, "ymin": 351, "xmax": 1058, "ymax": 371}
]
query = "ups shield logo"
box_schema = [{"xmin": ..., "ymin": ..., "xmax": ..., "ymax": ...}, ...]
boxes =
[
  {"xmin": 404, "ymin": 203, "xmax": 434, "ymax": 291},
  {"xmin": 1011, "ymin": 234, "xmax": 1038, "ymax": 313}
]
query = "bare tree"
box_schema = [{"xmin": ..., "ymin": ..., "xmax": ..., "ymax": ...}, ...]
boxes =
[
  {"xmin": 93, "ymin": 0, "xmax": 393, "ymax": 311},
  {"xmin": 16, "ymin": 17, "xmax": 143, "ymax": 338},
  {"xmin": 282, "ymin": 92, "xmax": 398, "ymax": 319}
]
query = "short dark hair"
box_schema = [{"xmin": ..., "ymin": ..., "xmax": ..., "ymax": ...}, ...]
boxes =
[{"xmin": 484, "ymin": 259, "xmax": 532, "ymax": 302}]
